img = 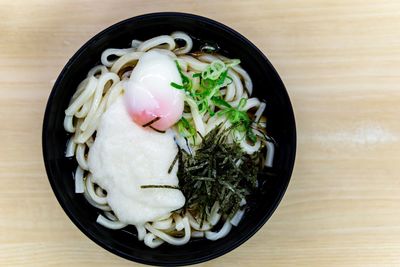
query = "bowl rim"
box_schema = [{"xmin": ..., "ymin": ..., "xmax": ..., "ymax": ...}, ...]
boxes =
[{"xmin": 42, "ymin": 12, "xmax": 296, "ymax": 266}]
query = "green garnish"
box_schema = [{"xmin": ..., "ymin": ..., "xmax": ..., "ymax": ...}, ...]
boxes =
[
  {"xmin": 215, "ymin": 97, "xmax": 258, "ymax": 141},
  {"xmin": 176, "ymin": 117, "xmax": 197, "ymax": 143},
  {"xmin": 172, "ymin": 61, "xmax": 193, "ymax": 95},
  {"xmin": 171, "ymin": 58, "xmax": 257, "ymax": 143},
  {"xmin": 211, "ymin": 96, "xmax": 231, "ymax": 108},
  {"xmin": 217, "ymin": 98, "xmax": 249, "ymax": 125},
  {"xmin": 171, "ymin": 59, "xmax": 236, "ymax": 115},
  {"xmin": 170, "ymin": 82, "xmax": 185, "ymax": 90},
  {"xmin": 201, "ymin": 60, "xmax": 227, "ymax": 80},
  {"xmin": 178, "ymin": 125, "xmax": 262, "ymax": 224}
]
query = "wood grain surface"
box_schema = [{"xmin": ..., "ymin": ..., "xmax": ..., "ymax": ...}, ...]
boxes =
[{"xmin": 1, "ymin": 0, "xmax": 400, "ymax": 266}]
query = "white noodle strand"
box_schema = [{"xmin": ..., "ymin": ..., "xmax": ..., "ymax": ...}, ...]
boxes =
[
  {"xmin": 65, "ymin": 136, "xmax": 76, "ymax": 157},
  {"xmin": 110, "ymin": 52, "xmax": 143, "ymax": 74},
  {"xmin": 86, "ymin": 175, "xmax": 108, "ymax": 205},
  {"xmin": 76, "ymin": 143, "xmax": 89, "ymax": 170},
  {"xmin": 96, "ymin": 214, "xmax": 127, "ymax": 229},
  {"xmin": 65, "ymin": 76, "xmax": 97, "ymax": 116},
  {"xmin": 144, "ymin": 233, "xmax": 164, "ymax": 248},
  {"xmin": 136, "ymin": 225, "xmax": 146, "ymax": 241},
  {"xmin": 171, "ymin": 31, "xmax": 193, "ymax": 55},
  {"xmin": 265, "ymin": 141, "xmax": 275, "ymax": 167},
  {"xmin": 80, "ymin": 72, "xmax": 119, "ymax": 131},
  {"xmin": 205, "ymin": 220, "xmax": 232, "ymax": 241},
  {"xmin": 63, "ymin": 115, "xmax": 75, "ymax": 133},
  {"xmin": 145, "ymin": 217, "xmax": 191, "ymax": 246},
  {"xmin": 101, "ymin": 48, "xmax": 136, "ymax": 67},
  {"xmin": 178, "ymin": 55, "xmax": 208, "ymax": 72},
  {"xmin": 230, "ymin": 209, "xmax": 245, "ymax": 226},
  {"xmin": 74, "ymin": 166, "xmax": 84, "ymax": 193}
]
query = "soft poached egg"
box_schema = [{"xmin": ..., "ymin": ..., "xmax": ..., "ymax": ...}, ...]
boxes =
[{"xmin": 124, "ymin": 50, "xmax": 184, "ymax": 131}]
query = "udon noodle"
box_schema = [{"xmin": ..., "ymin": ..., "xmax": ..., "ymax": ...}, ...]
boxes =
[{"xmin": 64, "ymin": 32, "xmax": 275, "ymax": 248}]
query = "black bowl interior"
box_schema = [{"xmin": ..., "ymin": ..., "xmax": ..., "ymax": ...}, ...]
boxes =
[{"xmin": 43, "ymin": 12, "xmax": 296, "ymax": 266}]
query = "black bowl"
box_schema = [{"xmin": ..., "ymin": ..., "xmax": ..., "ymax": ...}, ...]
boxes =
[{"xmin": 42, "ymin": 12, "xmax": 296, "ymax": 266}]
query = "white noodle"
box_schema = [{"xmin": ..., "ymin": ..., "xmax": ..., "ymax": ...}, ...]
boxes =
[
  {"xmin": 191, "ymin": 231, "xmax": 205, "ymax": 238},
  {"xmin": 137, "ymin": 35, "xmax": 176, "ymax": 52},
  {"xmin": 75, "ymin": 143, "xmax": 88, "ymax": 170},
  {"xmin": 65, "ymin": 76, "xmax": 97, "ymax": 116},
  {"xmin": 205, "ymin": 220, "xmax": 232, "ymax": 241},
  {"xmin": 101, "ymin": 48, "xmax": 136, "ymax": 67},
  {"xmin": 104, "ymin": 211, "xmax": 117, "ymax": 221},
  {"xmin": 65, "ymin": 136, "xmax": 76, "ymax": 157},
  {"xmin": 145, "ymin": 217, "xmax": 191, "ymax": 246},
  {"xmin": 95, "ymin": 186, "xmax": 106, "ymax": 197},
  {"xmin": 71, "ymin": 77, "xmax": 89, "ymax": 103},
  {"xmin": 96, "ymin": 214, "xmax": 127, "ymax": 229},
  {"xmin": 88, "ymin": 65, "xmax": 107, "ymax": 78},
  {"xmin": 121, "ymin": 70, "xmax": 132, "ymax": 80},
  {"xmin": 106, "ymin": 81, "xmax": 125, "ymax": 109},
  {"xmin": 197, "ymin": 53, "xmax": 219, "ymax": 63},
  {"xmin": 136, "ymin": 225, "xmax": 146, "ymax": 241},
  {"xmin": 209, "ymin": 202, "xmax": 222, "ymax": 226},
  {"xmin": 173, "ymin": 214, "xmax": 185, "ymax": 231},
  {"xmin": 178, "ymin": 55, "xmax": 208, "ymax": 72},
  {"xmin": 235, "ymin": 131, "xmax": 261, "ymax": 154},
  {"xmin": 63, "ymin": 115, "xmax": 75, "ymax": 133},
  {"xmin": 232, "ymin": 65, "xmax": 253, "ymax": 95},
  {"xmin": 254, "ymin": 102, "xmax": 266, "ymax": 123},
  {"xmin": 131, "ymin": 40, "xmax": 142, "ymax": 49},
  {"xmin": 230, "ymin": 209, "xmax": 245, "ymax": 227},
  {"xmin": 171, "ymin": 31, "xmax": 193, "ymax": 55},
  {"xmin": 110, "ymin": 52, "xmax": 143, "ymax": 74},
  {"xmin": 144, "ymin": 233, "xmax": 164, "ymax": 248},
  {"xmin": 176, "ymin": 58, "xmax": 188, "ymax": 72},
  {"xmin": 80, "ymin": 72, "xmax": 119, "ymax": 131},
  {"xmin": 75, "ymin": 97, "xmax": 92, "ymax": 118},
  {"xmin": 265, "ymin": 141, "xmax": 275, "ymax": 167},
  {"xmin": 86, "ymin": 174, "xmax": 107, "ymax": 205},
  {"xmin": 186, "ymin": 212, "xmax": 213, "ymax": 231},
  {"xmin": 83, "ymin": 187, "xmax": 111, "ymax": 211},
  {"xmin": 152, "ymin": 218, "xmax": 173, "ymax": 230},
  {"xmin": 185, "ymin": 97, "xmax": 205, "ymax": 137},
  {"xmin": 218, "ymin": 54, "xmax": 253, "ymax": 94},
  {"xmin": 74, "ymin": 166, "xmax": 84, "ymax": 193},
  {"xmin": 85, "ymin": 136, "xmax": 94, "ymax": 148}
]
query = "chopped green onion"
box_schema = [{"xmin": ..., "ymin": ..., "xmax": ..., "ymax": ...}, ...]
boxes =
[
  {"xmin": 170, "ymin": 82, "xmax": 185, "ymax": 90},
  {"xmin": 173, "ymin": 59, "xmax": 257, "ymax": 143},
  {"xmin": 211, "ymin": 96, "xmax": 232, "ymax": 108}
]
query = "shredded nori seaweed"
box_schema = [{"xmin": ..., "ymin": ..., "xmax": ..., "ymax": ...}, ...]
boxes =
[
  {"xmin": 142, "ymin": 117, "xmax": 161, "ymax": 127},
  {"xmin": 177, "ymin": 125, "xmax": 262, "ymax": 224},
  {"xmin": 141, "ymin": 185, "xmax": 179, "ymax": 189}
]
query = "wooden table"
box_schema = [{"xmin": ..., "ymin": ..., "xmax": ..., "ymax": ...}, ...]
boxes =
[{"xmin": 2, "ymin": 0, "xmax": 400, "ymax": 266}]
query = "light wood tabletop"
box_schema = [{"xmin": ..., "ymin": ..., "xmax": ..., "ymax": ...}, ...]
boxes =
[{"xmin": 1, "ymin": 0, "xmax": 400, "ymax": 266}]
